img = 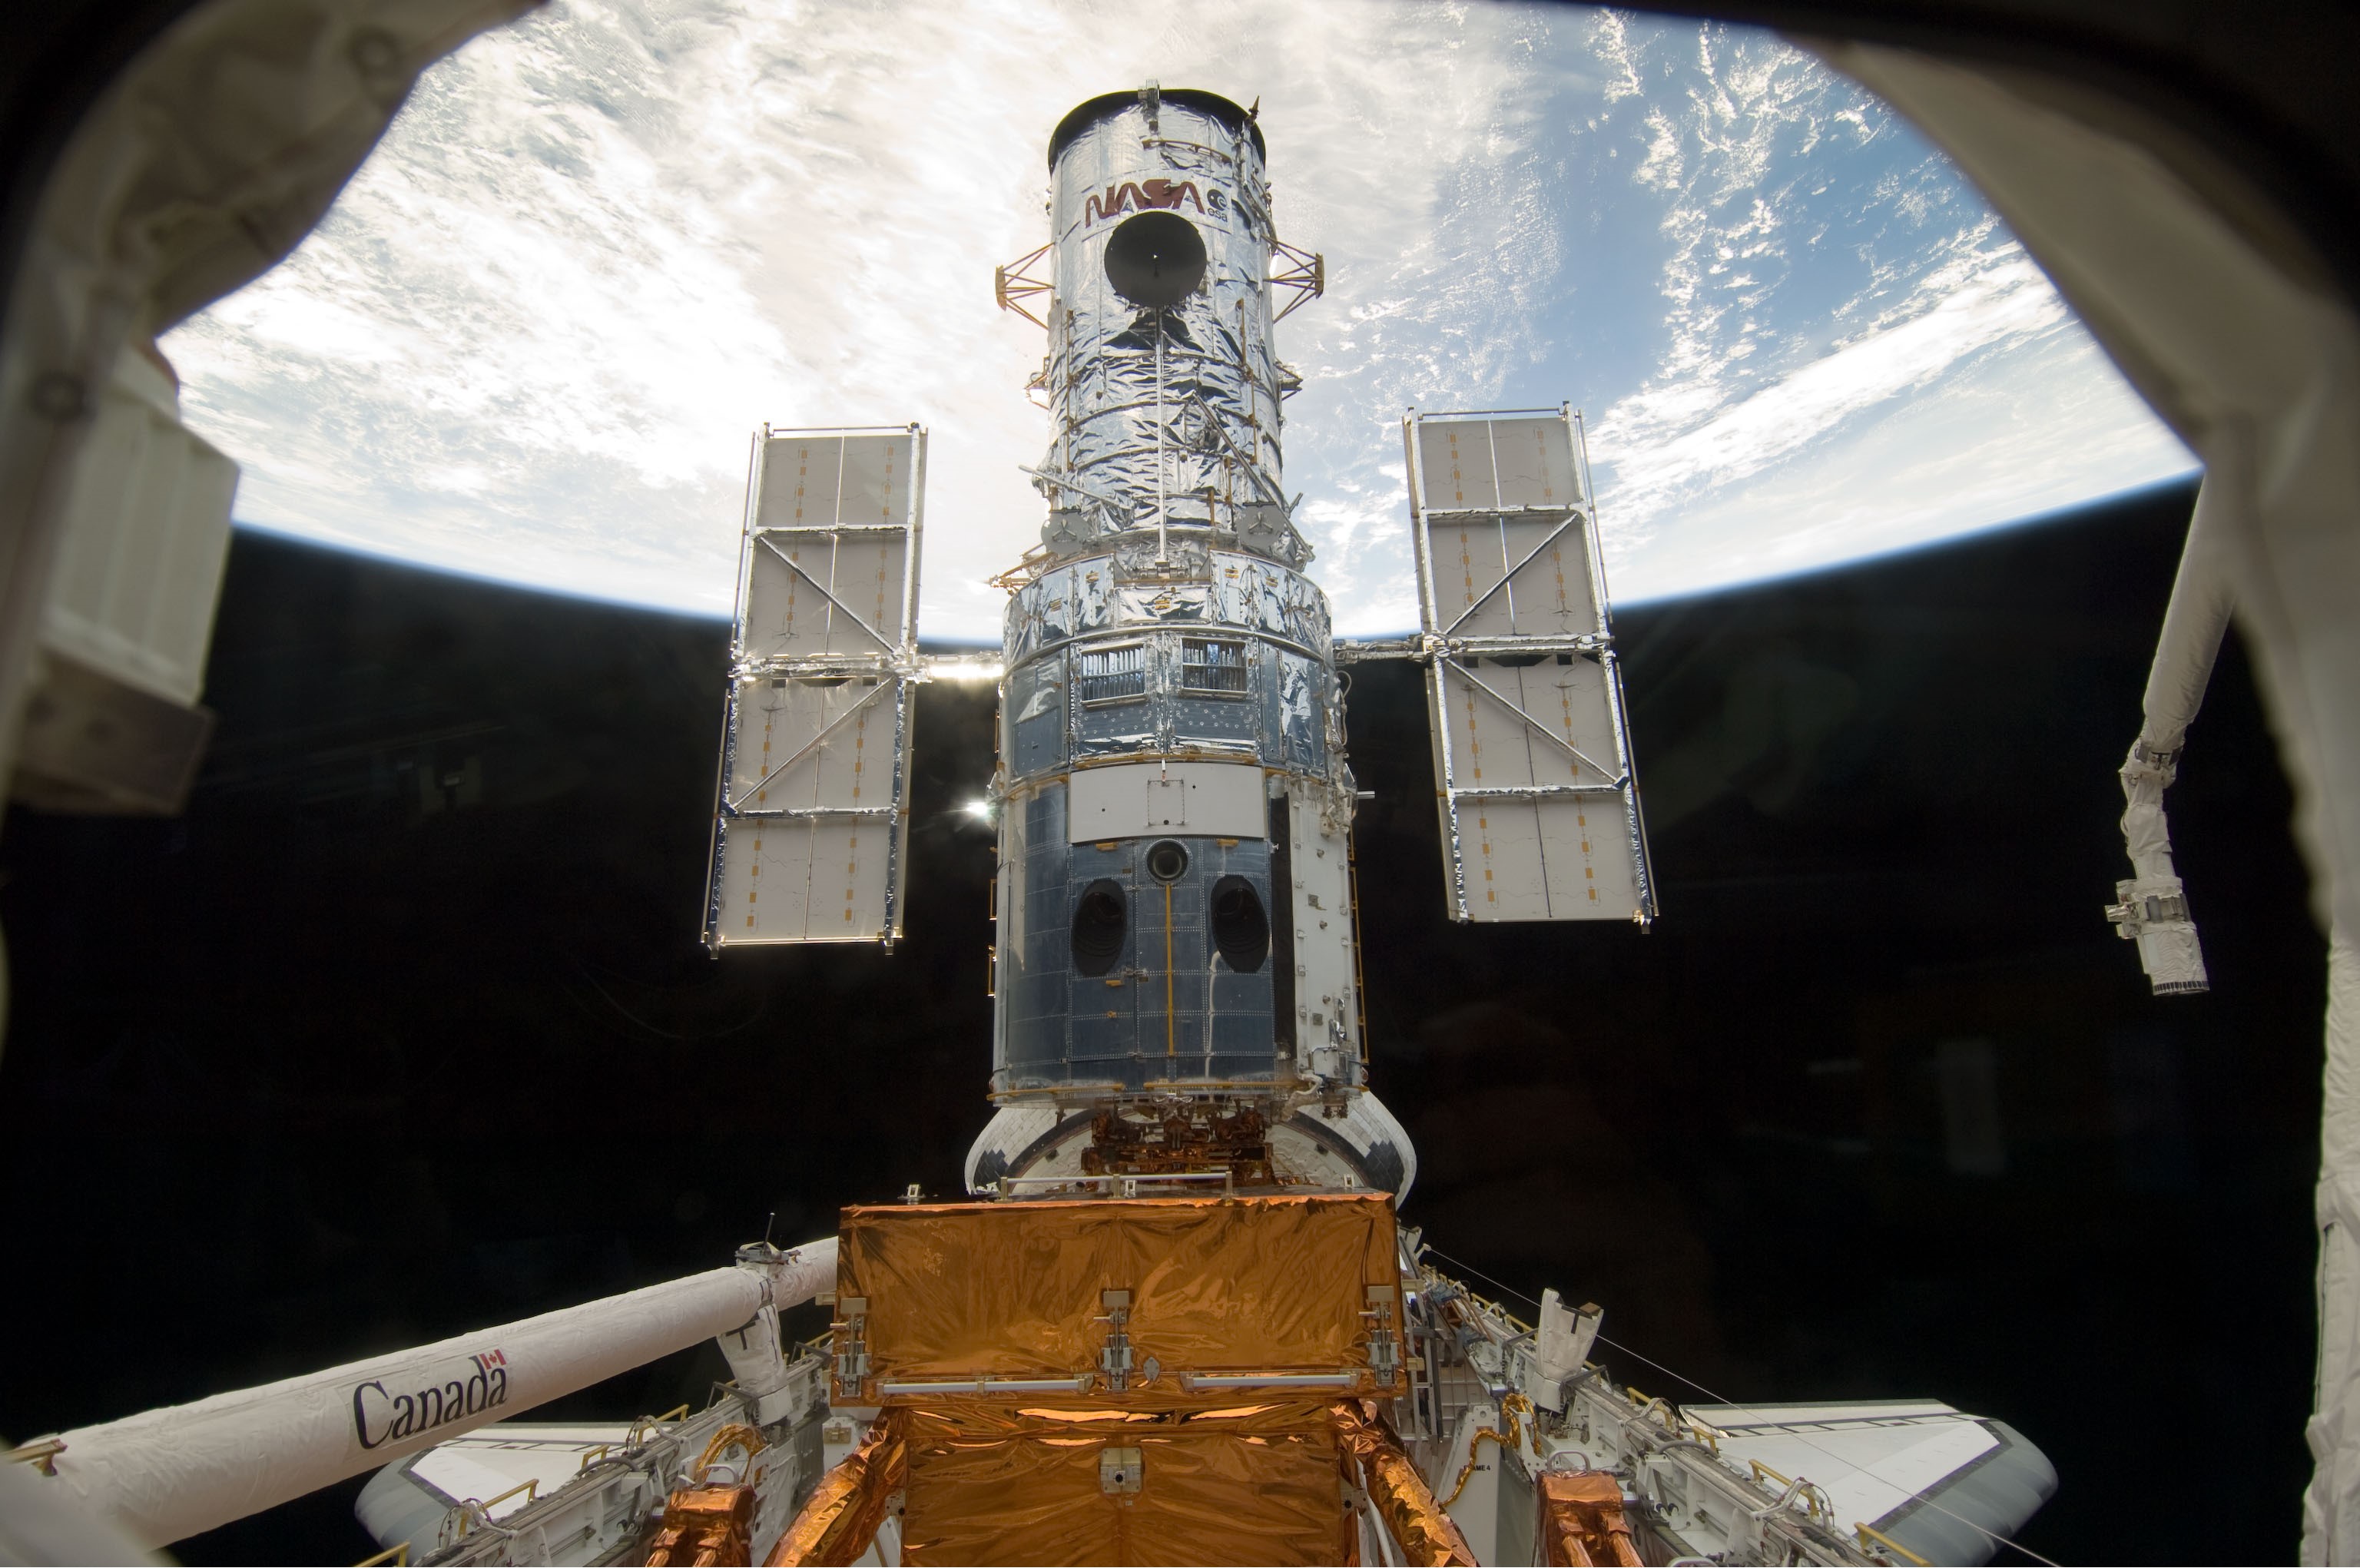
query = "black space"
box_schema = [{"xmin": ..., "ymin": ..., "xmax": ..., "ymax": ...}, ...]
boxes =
[{"xmin": 0, "ymin": 477, "xmax": 2325, "ymax": 1566}]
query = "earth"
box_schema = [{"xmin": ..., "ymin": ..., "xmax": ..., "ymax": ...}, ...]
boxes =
[{"xmin": 161, "ymin": 0, "xmax": 2194, "ymax": 643}]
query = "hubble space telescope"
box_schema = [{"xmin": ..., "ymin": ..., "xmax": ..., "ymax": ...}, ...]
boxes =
[{"xmin": 701, "ymin": 81, "xmax": 1656, "ymax": 1208}]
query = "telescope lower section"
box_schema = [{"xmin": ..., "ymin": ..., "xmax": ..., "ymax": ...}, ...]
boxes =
[
  {"xmin": 996, "ymin": 766, "xmax": 1280, "ymax": 1095},
  {"xmin": 992, "ymin": 761, "xmax": 1367, "ymax": 1097}
]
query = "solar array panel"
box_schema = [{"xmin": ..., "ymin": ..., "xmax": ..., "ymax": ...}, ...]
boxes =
[
  {"xmin": 704, "ymin": 427, "xmax": 925, "ymax": 949},
  {"xmin": 1403, "ymin": 409, "xmax": 1656, "ymax": 925}
]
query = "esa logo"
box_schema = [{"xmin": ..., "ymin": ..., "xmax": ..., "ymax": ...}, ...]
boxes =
[{"xmin": 350, "ymin": 1349, "xmax": 509, "ymax": 1450}]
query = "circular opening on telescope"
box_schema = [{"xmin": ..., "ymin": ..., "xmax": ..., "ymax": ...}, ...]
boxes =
[
  {"xmin": 1072, "ymin": 879, "xmax": 1127, "ymax": 977},
  {"xmin": 1210, "ymin": 875, "xmax": 1268, "ymax": 973},
  {"xmin": 1104, "ymin": 211, "xmax": 1206, "ymax": 308},
  {"xmin": 1145, "ymin": 839, "xmax": 1190, "ymax": 883}
]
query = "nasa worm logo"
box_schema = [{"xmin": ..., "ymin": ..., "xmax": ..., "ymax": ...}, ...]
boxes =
[
  {"xmin": 350, "ymin": 1349, "xmax": 509, "ymax": 1451},
  {"xmin": 1084, "ymin": 178, "xmax": 1205, "ymax": 225}
]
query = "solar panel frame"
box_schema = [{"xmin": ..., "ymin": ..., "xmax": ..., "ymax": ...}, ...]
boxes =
[
  {"xmin": 1402, "ymin": 407, "xmax": 1656, "ymax": 926},
  {"xmin": 704, "ymin": 426, "xmax": 926, "ymax": 950}
]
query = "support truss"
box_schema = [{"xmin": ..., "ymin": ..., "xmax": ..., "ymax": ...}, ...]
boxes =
[
  {"xmin": 994, "ymin": 244, "xmax": 1052, "ymax": 329},
  {"xmin": 1271, "ymin": 240, "xmax": 1324, "ymax": 321}
]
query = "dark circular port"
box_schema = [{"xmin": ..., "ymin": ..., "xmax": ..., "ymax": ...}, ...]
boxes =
[
  {"xmin": 1104, "ymin": 211, "xmax": 1206, "ymax": 307},
  {"xmin": 1071, "ymin": 879, "xmax": 1127, "ymax": 977},
  {"xmin": 1145, "ymin": 839, "xmax": 1190, "ymax": 883},
  {"xmin": 1210, "ymin": 875, "xmax": 1269, "ymax": 973}
]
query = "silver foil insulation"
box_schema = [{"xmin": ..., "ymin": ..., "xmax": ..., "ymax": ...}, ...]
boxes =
[{"xmin": 1036, "ymin": 91, "xmax": 1305, "ymax": 566}]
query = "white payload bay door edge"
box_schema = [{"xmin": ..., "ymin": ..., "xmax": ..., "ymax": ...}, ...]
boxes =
[
  {"xmin": 1402, "ymin": 407, "xmax": 1656, "ymax": 925},
  {"xmin": 705, "ymin": 426, "xmax": 926, "ymax": 949}
]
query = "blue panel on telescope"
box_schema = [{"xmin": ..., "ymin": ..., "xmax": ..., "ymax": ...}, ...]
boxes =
[
  {"xmin": 994, "ymin": 825, "xmax": 1279, "ymax": 1096},
  {"xmin": 1006, "ymin": 654, "xmax": 1068, "ymax": 777}
]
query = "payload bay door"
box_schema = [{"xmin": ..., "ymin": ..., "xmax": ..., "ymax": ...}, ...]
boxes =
[
  {"xmin": 1402, "ymin": 407, "xmax": 1656, "ymax": 925},
  {"xmin": 705, "ymin": 426, "xmax": 925, "ymax": 949}
]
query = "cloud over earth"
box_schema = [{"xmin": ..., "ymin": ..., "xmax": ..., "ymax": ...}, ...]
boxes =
[{"xmin": 164, "ymin": 1, "xmax": 2193, "ymax": 641}]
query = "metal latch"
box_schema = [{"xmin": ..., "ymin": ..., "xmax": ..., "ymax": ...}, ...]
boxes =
[
  {"xmin": 1362, "ymin": 1285, "xmax": 1401, "ymax": 1387},
  {"xmin": 1096, "ymin": 1289, "xmax": 1136, "ymax": 1392},
  {"xmin": 832, "ymin": 1296, "xmax": 870, "ymax": 1394}
]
